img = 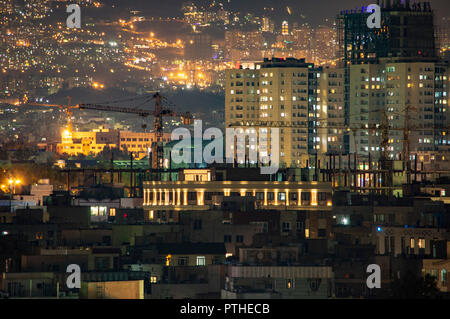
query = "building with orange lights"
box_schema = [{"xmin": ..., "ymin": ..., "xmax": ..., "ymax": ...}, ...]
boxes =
[
  {"xmin": 57, "ymin": 126, "xmax": 171, "ymax": 159},
  {"xmin": 143, "ymin": 168, "xmax": 333, "ymax": 214}
]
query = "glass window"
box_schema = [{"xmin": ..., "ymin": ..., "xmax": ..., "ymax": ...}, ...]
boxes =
[
  {"xmin": 178, "ymin": 257, "xmax": 189, "ymax": 266},
  {"xmin": 418, "ymin": 238, "xmax": 425, "ymax": 249},
  {"xmin": 441, "ymin": 269, "xmax": 447, "ymax": 285},
  {"xmin": 90, "ymin": 206, "xmax": 98, "ymax": 216},
  {"xmin": 99, "ymin": 206, "xmax": 107, "ymax": 216},
  {"xmin": 196, "ymin": 256, "xmax": 206, "ymax": 266}
]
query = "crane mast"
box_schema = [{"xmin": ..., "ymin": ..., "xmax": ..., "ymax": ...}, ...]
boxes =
[{"xmin": 77, "ymin": 92, "xmax": 192, "ymax": 169}]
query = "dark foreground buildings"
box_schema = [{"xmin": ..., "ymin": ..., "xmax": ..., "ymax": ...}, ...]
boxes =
[{"xmin": 0, "ymin": 166, "xmax": 450, "ymax": 299}]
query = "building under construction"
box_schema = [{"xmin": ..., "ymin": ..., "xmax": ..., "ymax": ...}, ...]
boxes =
[
  {"xmin": 336, "ymin": 0, "xmax": 446, "ymax": 158},
  {"xmin": 337, "ymin": 0, "xmax": 437, "ymax": 65}
]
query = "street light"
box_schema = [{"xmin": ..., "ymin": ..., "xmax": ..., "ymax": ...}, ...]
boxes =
[{"xmin": 6, "ymin": 177, "xmax": 21, "ymax": 213}]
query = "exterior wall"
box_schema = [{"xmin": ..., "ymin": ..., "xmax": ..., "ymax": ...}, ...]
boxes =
[
  {"xmin": 239, "ymin": 247, "xmax": 299, "ymax": 264},
  {"xmin": 225, "ymin": 277, "xmax": 333, "ymax": 299},
  {"xmin": 374, "ymin": 226, "xmax": 450, "ymax": 256},
  {"xmin": 0, "ymin": 272, "xmax": 55, "ymax": 297},
  {"xmin": 21, "ymin": 254, "xmax": 90, "ymax": 272},
  {"xmin": 14, "ymin": 183, "xmax": 53, "ymax": 206},
  {"xmin": 225, "ymin": 58, "xmax": 320, "ymax": 168},
  {"xmin": 80, "ymin": 280, "xmax": 144, "ymax": 299},
  {"xmin": 223, "ymin": 265, "xmax": 334, "ymax": 299},
  {"xmin": 179, "ymin": 211, "xmax": 260, "ymax": 256},
  {"xmin": 74, "ymin": 198, "xmax": 120, "ymax": 223},
  {"xmin": 119, "ymin": 131, "xmax": 171, "ymax": 159},
  {"xmin": 112, "ymin": 225, "xmax": 144, "ymax": 247},
  {"xmin": 318, "ymin": 67, "xmax": 345, "ymax": 154},
  {"xmin": 422, "ymin": 259, "xmax": 450, "ymax": 292},
  {"xmin": 21, "ymin": 249, "xmax": 119, "ymax": 272},
  {"xmin": 148, "ymin": 283, "xmax": 210, "ymax": 299},
  {"xmin": 60, "ymin": 228, "xmax": 112, "ymax": 246},
  {"xmin": 165, "ymin": 254, "xmax": 223, "ymax": 267},
  {"xmin": 47, "ymin": 206, "xmax": 90, "ymax": 227},
  {"xmin": 349, "ymin": 59, "xmax": 449, "ymax": 160},
  {"xmin": 143, "ymin": 180, "xmax": 333, "ymax": 212},
  {"xmin": 57, "ymin": 126, "xmax": 170, "ymax": 159}
]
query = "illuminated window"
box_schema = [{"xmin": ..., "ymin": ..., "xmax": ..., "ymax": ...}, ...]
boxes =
[
  {"xmin": 150, "ymin": 276, "xmax": 157, "ymax": 283},
  {"xmin": 287, "ymin": 279, "xmax": 293, "ymax": 289},
  {"xmin": 109, "ymin": 208, "xmax": 116, "ymax": 217},
  {"xmin": 99, "ymin": 206, "xmax": 107, "ymax": 216},
  {"xmin": 165, "ymin": 254, "xmax": 172, "ymax": 266},
  {"xmin": 410, "ymin": 238, "xmax": 415, "ymax": 249},
  {"xmin": 418, "ymin": 238, "xmax": 425, "ymax": 249},
  {"xmin": 441, "ymin": 269, "xmax": 447, "ymax": 285},
  {"xmin": 305, "ymin": 229, "xmax": 310, "ymax": 238},
  {"xmin": 178, "ymin": 257, "xmax": 189, "ymax": 266},
  {"xmin": 90, "ymin": 206, "xmax": 99, "ymax": 216},
  {"xmin": 196, "ymin": 256, "xmax": 206, "ymax": 266}
]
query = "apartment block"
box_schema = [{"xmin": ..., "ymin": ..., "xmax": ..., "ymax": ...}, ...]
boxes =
[
  {"xmin": 349, "ymin": 58, "xmax": 450, "ymax": 159},
  {"xmin": 225, "ymin": 58, "xmax": 323, "ymax": 168}
]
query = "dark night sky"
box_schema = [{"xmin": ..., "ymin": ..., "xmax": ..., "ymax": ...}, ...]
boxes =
[{"xmin": 106, "ymin": 0, "xmax": 450, "ymax": 25}]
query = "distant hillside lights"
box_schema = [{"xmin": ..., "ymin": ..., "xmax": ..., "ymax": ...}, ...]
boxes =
[{"xmin": 170, "ymin": 120, "xmax": 280, "ymax": 174}]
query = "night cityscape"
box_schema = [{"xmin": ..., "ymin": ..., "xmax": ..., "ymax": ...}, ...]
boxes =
[{"xmin": 1, "ymin": 0, "xmax": 450, "ymax": 307}]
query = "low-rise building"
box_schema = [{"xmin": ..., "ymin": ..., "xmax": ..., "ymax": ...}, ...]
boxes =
[{"xmin": 222, "ymin": 265, "xmax": 334, "ymax": 299}]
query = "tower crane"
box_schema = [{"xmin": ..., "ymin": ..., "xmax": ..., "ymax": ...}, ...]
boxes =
[
  {"xmin": 19, "ymin": 93, "xmax": 192, "ymax": 168},
  {"xmin": 22, "ymin": 96, "xmax": 75, "ymax": 132},
  {"xmin": 228, "ymin": 107, "xmax": 450, "ymax": 172},
  {"xmin": 76, "ymin": 92, "xmax": 193, "ymax": 168}
]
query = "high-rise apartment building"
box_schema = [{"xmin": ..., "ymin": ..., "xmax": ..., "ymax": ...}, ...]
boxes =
[
  {"xmin": 225, "ymin": 58, "xmax": 329, "ymax": 168},
  {"xmin": 282, "ymin": 21, "xmax": 289, "ymax": 36},
  {"xmin": 348, "ymin": 58, "xmax": 449, "ymax": 159},
  {"xmin": 337, "ymin": 0, "xmax": 436, "ymax": 65},
  {"xmin": 224, "ymin": 31, "xmax": 264, "ymax": 62},
  {"xmin": 337, "ymin": 0, "xmax": 441, "ymax": 157},
  {"xmin": 317, "ymin": 67, "xmax": 345, "ymax": 155},
  {"xmin": 185, "ymin": 34, "xmax": 213, "ymax": 60},
  {"xmin": 261, "ymin": 17, "xmax": 271, "ymax": 32}
]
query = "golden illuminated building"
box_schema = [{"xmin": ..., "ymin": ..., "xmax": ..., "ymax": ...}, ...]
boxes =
[
  {"xmin": 57, "ymin": 126, "xmax": 171, "ymax": 159},
  {"xmin": 143, "ymin": 169, "xmax": 333, "ymax": 216}
]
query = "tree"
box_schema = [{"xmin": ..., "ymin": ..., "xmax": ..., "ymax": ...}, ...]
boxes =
[
  {"xmin": 391, "ymin": 271, "xmax": 440, "ymax": 299},
  {"xmin": 94, "ymin": 146, "xmax": 130, "ymax": 161}
]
